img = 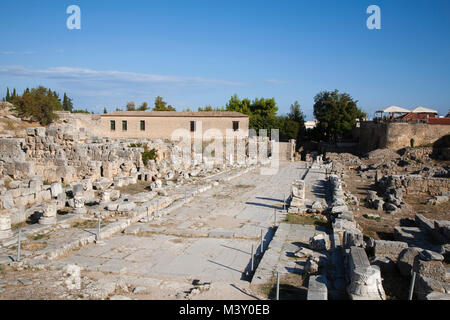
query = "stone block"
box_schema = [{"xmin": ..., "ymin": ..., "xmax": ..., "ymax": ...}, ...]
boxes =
[
  {"xmin": 0, "ymin": 138, "xmax": 26, "ymax": 162},
  {"xmin": 347, "ymin": 266, "xmax": 386, "ymax": 300},
  {"xmin": 50, "ymin": 183, "xmax": 63, "ymax": 198},
  {"xmin": 0, "ymin": 214, "xmax": 13, "ymax": 239},
  {"xmin": 413, "ymin": 259, "xmax": 446, "ymax": 282},
  {"xmin": 370, "ymin": 256, "xmax": 397, "ymax": 274},
  {"xmin": 0, "ymin": 194, "xmax": 14, "ymax": 210},
  {"xmin": 419, "ymin": 250, "xmax": 444, "ymax": 262},
  {"xmin": 343, "ymin": 229, "xmax": 364, "ymax": 249},
  {"xmin": 397, "ymin": 247, "xmax": 422, "ymax": 277},
  {"xmin": 117, "ymin": 202, "xmax": 136, "ymax": 212},
  {"xmin": 415, "ymin": 214, "xmax": 434, "ymax": 233},
  {"xmin": 374, "ymin": 240, "xmax": 408, "ymax": 260},
  {"xmin": 415, "ymin": 275, "xmax": 445, "ymax": 300}
]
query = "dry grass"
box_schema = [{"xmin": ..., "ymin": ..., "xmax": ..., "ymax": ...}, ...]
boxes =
[
  {"xmin": 285, "ymin": 213, "xmax": 327, "ymax": 227},
  {"xmin": 256, "ymin": 273, "xmax": 308, "ymax": 300},
  {"xmin": 115, "ymin": 180, "xmax": 150, "ymax": 194},
  {"xmin": 0, "ymin": 117, "xmax": 42, "ymax": 137},
  {"xmin": 71, "ymin": 220, "xmax": 100, "ymax": 229},
  {"xmin": 21, "ymin": 241, "xmax": 47, "ymax": 251},
  {"xmin": 11, "ymin": 221, "xmax": 29, "ymax": 231},
  {"xmin": 234, "ymin": 184, "xmax": 255, "ymax": 189},
  {"xmin": 342, "ymin": 160, "xmax": 450, "ymax": 241}
]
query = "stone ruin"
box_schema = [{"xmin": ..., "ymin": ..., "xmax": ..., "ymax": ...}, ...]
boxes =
[
  {"xmin": 288, "ymin": 179, "xmax": 305, "ymax": 213},
  {"xmin": 0, "ymin": 121, "xmax": 260, "ymax": 231},
  {"xmin": 326, "ymin": 173, "xmax": 386, "ymax": 300},
  {"xmin": 325, "ymin": 153, "xmax": 450, "ymax": 300}
]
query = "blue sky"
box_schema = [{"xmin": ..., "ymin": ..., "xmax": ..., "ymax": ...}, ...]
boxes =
[{"xmin": 0, "ymin": 0, "xmax": 449, "ymax": 119}]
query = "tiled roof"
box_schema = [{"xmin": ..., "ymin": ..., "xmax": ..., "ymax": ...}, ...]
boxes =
[{"xmin": 101, "ymin": 111, "xmax": 248, "ymax": 118}]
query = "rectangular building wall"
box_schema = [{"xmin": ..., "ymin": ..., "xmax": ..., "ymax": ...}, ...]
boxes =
[{"xmin": 100, "ymin": 115, "xmax": 249, "ymax": 140}]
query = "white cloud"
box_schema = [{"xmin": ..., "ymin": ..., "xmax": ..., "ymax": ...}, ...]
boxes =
[
  {"xmin": 1, "ymin": 51, "xmax": 36, "ymax": 55},
  {"xmin": 0, "ymin": 65, "xmax": 243, "ymax": 86},
  {"xmin": 265, "ymin": 79, "xmax": 288, "ymax": 85}
]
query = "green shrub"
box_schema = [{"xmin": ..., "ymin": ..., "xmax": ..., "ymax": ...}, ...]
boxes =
[
  {"xmin": 128, "ymin": 143, "xmax": 157, "ymax": 165},
  {"xmin": 142, "ymin": 146, "xmax": 157, "ymax": 165},
  {"xmin": 410, "ymin": 138, "xmax": 415, "ymax": 148}
]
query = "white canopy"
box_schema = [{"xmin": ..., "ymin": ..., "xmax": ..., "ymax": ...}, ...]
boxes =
[
  {"xmin": 376, "ymin": 106, "xmax": 411, "ymax": 113},
  {"xmin": 410, "ymin": 106, "xmax": 438, "ymax": 114}
]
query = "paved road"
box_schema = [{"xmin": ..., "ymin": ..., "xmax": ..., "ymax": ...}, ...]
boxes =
[{"xmin": 56, "ymin": 161, "xmax": 312, "ymax": 299}]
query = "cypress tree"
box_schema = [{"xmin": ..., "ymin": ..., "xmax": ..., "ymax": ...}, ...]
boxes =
[
  {"xmin": 103, "ymin": 107, "xmax": 107, "ymax": 114},
  {"xmin": 12, "ymin": 88, "xmax": 17, "ymax": 99},
  {"xmin": 6, "ymin": 88, "xmax": 10, "ymax": 102}
]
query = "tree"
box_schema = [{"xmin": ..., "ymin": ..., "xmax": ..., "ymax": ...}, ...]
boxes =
[
  {"xmin": 198, "ymin": 105, "xmax": 213, "ymax": 112},
  {"xmin": 313, "ymin": 89, "xmax": 366, "ymax": 141},
  {"xmin": 103, "ymin": 107, "xmax": 108, "ymax": 114},
  {"xmin": 250, "ymin": 97, "xmax": 278, "ymax": 118},
  {"xmin": 126, "ymin": 102, "xmax": 136, "ymax": 111},
  {"xmin": 153, "ymin": 96, "xmax": 175, "ymax": 111},
  {"xmin": 12, "ymin": 88, "xmax": 17, "ymax": 100},
  {"xmin": 225, "ymin": 94, "xmax": 251, "ymax": 115},
  {"xmin": 288, "ymin": 101, "xmax": 306, "ymax": 142},
  {"xmin": 62, "ymin": 93, "xmax": 73, "ymax": 112},
  {"xmin": 12, "ymin": 86, "xmax": 63, "ymax": 125},
  {"xmin": 137, "ymin": 102, "xmax": 149, "ymax": 111},
  {"xmin": 5, "ymin": 88, "xmax": 10, "ymax": 102}
]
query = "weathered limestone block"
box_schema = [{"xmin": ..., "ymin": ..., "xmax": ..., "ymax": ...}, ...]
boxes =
[
  {"xmin": 305, "ymin": 256, "xmax": 320, "ymax": 274},
  {"xmin": 99, "ymin": 190, "xmax": 111, "ymax": 204},
  {"xmin": 374, "ymin": 240, "xmax": 408, "ymax": 260},
  {"xmin": 330, "ymin": 205, "xmax": 349, "ymax": 215},
  {"xmin": 72, "ymin": 184, "xmax": 84, "ymax": 196},
  {"xmin": 29, "ymin": 176, "xmax": 43, "ymax": 192},
  {"xmin": 14, "ymin": 194, "xmax": 34, "ymax": 207},
  {"xmin": 397, "ymin": 247, "xmax": 422, "ymax": 277},
  {"xmin": 415, "ymin": 275, "xmax": 446, "ymax": 300},
  {"xmin": 419, "ymin": 250, "xmax": 444, "ymax": 262},
  {"xmin": 415, "ymin": 214, "xmax": 434, "ymax": 234},
  {"xmin": 291, "ymin": 180, "xmax": 305, "ymax": 199},
  {"xmin": 338, "ymin": 211, "xmax": 355, "ymax": 222},
  {"xmin": 332, "ymin": 218, "xmax": 357, "ymax": 232},
  {"xmin": 12, "ymin": 161, "xmax": 35, "ymax": 179},
  {"xmin": 117, "ymin": 202, "xmax": 137, "ymax": 213},
  {"xmin": 413, "ymin": 259, "xmax": 446, "ymax": 282},
  {"xmin": 290, "ymin": 196, "xmax": 304, "ymax": 208},
  {"xmin": 307, "ymin": 275, "xmax": 328, "ymax": 300},
  {"xmin": 81, "ymin": 179, "xmax": 93, "ymax": 191},
  {"xmin": 39, "ymin": 201, "xmax": 57, "ymax": 225},
  {"xmin": 425, "ymin": 292, "xmax": 450, "ymax": 300},
  {"xmin": 347, "ymin": 266, "xmax": 386, "ymax": 300},
  {"xmin": 343, "ymin": 229, "xmax": 365, "ymax": 249},
  {"xmin": 0, "ymin": 194, "xmax": 14, "ymax": 210},
  {"xmin": 309, "ymin": 233, "xmax": 328, "ymax": 251},
  {"xmin": 93, "ymin": 178, "xmax": 113, "ymax": 191},
  {"xmin": 36, "ymin": 190, "xmax": 52, "ymax": 202},
  {"xmin": 370, "ymin": 256, "xmax": 397, "ymax": 274},
  {"xmin": 64, "ymin": 264, "xmax": 81, "ymax": 290},
  {"xmin": 0, "ymin": 138, "xmax": 26, "ymax": 162},
  {"xmin": 311, "ymin": 201, "xmax": 324, "ymax": 211},
  {"xmin": 0, "ymin": 214, "xmax": 13, "ymax": 239},
  {"xmin": 433, "ymin": 220, "xmax": 450, "ymax": 243},
  {"xmin": 73, "ymin": 194, "xmax": 86, "ymax": 214},
  {"xmin": 50, "ymin": 183, "xmax": 63, "ymax": 198}
]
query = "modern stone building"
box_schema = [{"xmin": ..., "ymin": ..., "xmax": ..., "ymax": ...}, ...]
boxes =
[{"xmin": 99, "ymin": 111, "xmax": 249, "ymax": 140}]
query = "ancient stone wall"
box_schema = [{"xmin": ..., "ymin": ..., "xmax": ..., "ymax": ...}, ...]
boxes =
[
  {"xmin": 358, "ymin": 122, "xmax": 450, "ymax": 153},
  {"xmin": 378, "ymin": 174, "xmax": 450, "ymax": 196}
]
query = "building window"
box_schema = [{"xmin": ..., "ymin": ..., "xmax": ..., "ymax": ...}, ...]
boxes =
[
  {"xmin": 110, "ymin": 120, "xmax": 116, "ymax": 131},
  {"xmin": 233, "ymin": 121, "xmax": 239, "ymax": 131},
  {"xmin": 122, "ymin": 120, "xmax": 127, "ymax": 131},
  {"xmin": 190, "ymin": 121, "xmax": 196, "ymax": 132},
  {"xmin": 140, "ymin": 120, "xmax": 145, "ymax": 131}
]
